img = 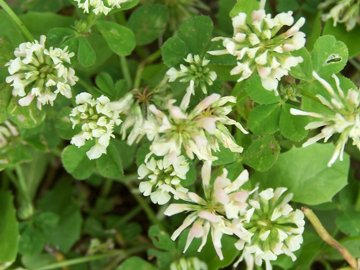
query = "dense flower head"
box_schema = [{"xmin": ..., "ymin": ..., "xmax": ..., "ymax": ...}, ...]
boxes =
[
  {"xmin": 138, "ymin": 154, "xmax": 189, "ymax": 205},
  {"xmin": 144, "ymin": 94, "xmax": 247, "ymax": 161},
  {"xmin": 6, "ymin": 35, "xmax": 78, "ymax": 109},
  {"xmin": 209, "ymin": 9, "xmax": 306, "ymax": 92},
  {"xmin": 70, "ymin": 92, "xmax": 122, "ymax": 160},
  {"xmin": 319, "ymin": 0, "xmax": 360, "ymax": 31},
  {"xmin": 74, "ymin": 0, "xmax": 131, "ymax": 15},
  {"xmin": 0, "ymin": 121, "xmax": 19, "ymax": 149},
  {"xmin": 290, "ymin": 72, "xmax": 360, "ymax": 166},
  {"xmin": 170, "ymin": 257, "xmax": 208, "ymax": 270},
  {"xmin": 164, "ymin": 162, "xmax": 253, "ymax": 260},
  {"xmin": 166, "ymin": 54, "xmax": 217, "ymax": 109},
  {"xmin": 235, "ymin": 188, "xmax": 305, "ymax": 270}
]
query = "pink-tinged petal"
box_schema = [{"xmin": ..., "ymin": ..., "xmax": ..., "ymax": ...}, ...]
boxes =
[
  {"xmin": 171, "ymin": 213, "xmax": 198, "ymax": 240},
  {"xmin": 191, "ymin": 94, "xmax": 221, "ymax": 115},
  {"xmin": 198, "ymin": 117, "xmax": 217, "ymax": 134},
  {"xmin": 184, "ymin": 220, "xmax": 204, "ymax": 252},
  {"xmin": 164, "ymin": 203, "xmax": 194, "ymax": 216},
  {"xmin": 201, "ymin": 161, "xmax": 212, "ymax": 190},
  {"xmin": 198, "ymin": 210, "xmax": 221, "ymax": 223}
]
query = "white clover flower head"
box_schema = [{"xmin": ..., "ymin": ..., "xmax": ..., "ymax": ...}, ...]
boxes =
[
  {"xmin": 164, "ymin": 162, "xmax": 253, "ymax": 260},
  {"xmin": 166, "ymin": 54, "xmax": 217, "ymax": 109},
  {"xmin": 209, "ymin": 9, "xmax": 306, "ymax": 92},
  {"xmin": 138, "ymin": 154, "xmax": 189, "ymax": 205},
  {"xmin": 74, "ymin": 0, "xmax": 131, "ymax": 15},
  {"xmin": 319, "ymin": 0, "xmax": 360, "ymax": 31},
  {"xmin": 235, "ymin": 187, "xmax": 305, "ymax": 270},
  {"xmin": 5, "ymin": 35, "xmax": 78, "ymax": 109},
  {"xmin": 290, "ymin": 71, "xmax": 360, "ymax": 166},
  {"xmin": 70, "ymin": 92, "xmax": 122, "ymax": 160},
  {"xmin": 145, "ymin": 94, "xmax": 247, "ymax": 161},
  {"xmin": 0, "ymin": 121, "xmax": 19, "ymax": 149},
  {"xmin": 170, "ymin": 257, "xmax": 208, "ymax": 270}
]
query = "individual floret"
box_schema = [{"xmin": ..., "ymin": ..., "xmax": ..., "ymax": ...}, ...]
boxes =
[
  {"xmin": 138, "ymin": 154, "xmax": 189, "ymax": 205},
  {"xmin": 70, "ymin": 92, "xmax": 122, "ymax": 160},
  {"xmin": 319, "ymin": 0, "xmax": 360, "ymax": 31},
  {"xmin": 74, "ymin": 0, "xmax": 131, "ymax": 15},
  {"xmin": 170, "ymin": 257, "xmax": 208, "ymax": 270},
  {"xmin": 0, "ymin": 121, "xmax": 19, "ymax": 149},
  {"xmin": 290, "ymin": 71, "xmax": 360, "ymax": 166},
  {"xmin": 6, "ymin": 35, "xmax": 78, "ymax": 109},
  {"xmin": 209, "ymin": 9, "xmax": 306, "ymax": 92},
  {"xmin": 235, "ymin": 188, "xmax": 305, "ymax": 270}
]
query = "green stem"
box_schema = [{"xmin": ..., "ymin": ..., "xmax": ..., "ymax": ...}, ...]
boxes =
[
  {"xmin": 349, "ymin": 58, "xmax": 360, "ymax": 72},
  {"xmin": 0, "ymin": 0, "xmax": 33, "ymax": 41},
  {"xmin": 133, "ymin": 50, "xmax": 162, "ymax": 89},
  {"xmin": 302, "ymin": 207, "xmax": 358, "ymax": 270},
  {"xmin": 133, "ymin": 63, "xmax": 145, "ymax": 89},
  {"xmin": 120, "ymin": 56, "xmax": 132, "ymax": 89},
  {"xmin": 36, "ymin": 247, "xmax": 145, "ymax": 270},
  {"xmin": 126, "ymin": 183, "xmax": 165, "ymax": 231},
  {"xmin": 15, "ymin": 165, "xmax": 33, "ymax": 219}
]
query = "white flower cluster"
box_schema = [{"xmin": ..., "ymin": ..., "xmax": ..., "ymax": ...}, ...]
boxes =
[
  {"xmin": 6, "ymin": 35, "xmax": 78, "ymax": 109},
  {"xmin": 70, "ymin": 92, "xmax": 122, "ymax": 160},
  {"xmin": 209, "ymin": 9, "xmax": 306, "ymax": 92},
  {"xmin": 0, "ymin": 121, "xmax": 19, "ymax": 149},
  {"xmin": 235, "ymin": 188, "xmax": 305, "ymax": 270},
  {"xmin": 74, "ymin": 0, "xmax": 131, "ymax": 15},
  {"xmin": 291, "ymin": 72, "xmax": 360, "ymax": 167},
  {"xmin": 138, "ymin": 154, "xmax": 189, "ymax": 205},
  {"xmin": 170, "ymin": 257, "xmax": 208, "ymax": 270},
  {"xmin": 319, "ymin": 0, "xmax": 360, "ymax": 31},
  {"xmin": 167, "ymin": 54, "xmax": 217, "ymax": 109},
  {"xmin": 144, "ymin": 94, "xmax": 247, "ymax": 161},
  {"xmin": 164, "ymin": 163, "xmax": 305, "ymax": 269},
  {"xmin": 165, "ymin": 162, "xmax": 253, "ymax": 259}
]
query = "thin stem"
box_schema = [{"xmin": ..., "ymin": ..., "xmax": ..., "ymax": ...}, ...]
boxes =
[
  {"xmin": 0, "ymin": 0, "xmax": 33, "ymax": 41},
  {"xmin": 133, "ymin": 50, "xmax": 162, "ymax": 89},
  {"xmin": 350, "ymin": 58, "xmax": 360, "ymax": 72},
  {"xmin": 120, "ymin": 56, "xmax": 132, "ymax": 89},
  {"xmin": 126, "ymin": 183, "xmax": 165, "ymax": 231},
  {"xmin": 15, "ymin": 165, "xmax": 34, "ymax": 219},
  {"xmin": 302, "ymin": 207, "xmax": 359, "ymax": 270},
  {"xmin": 133, "ymin": 63, "xmax": 145, "ymax": 89}
]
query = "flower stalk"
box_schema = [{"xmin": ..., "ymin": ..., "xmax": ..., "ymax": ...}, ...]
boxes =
[
  {"xmin": 0, "ymin": 0, "xmax": 33, "ymax": 41},
  {"xmin": 302, "ymin": 207, "xmax": 359, "ymax": 270}
]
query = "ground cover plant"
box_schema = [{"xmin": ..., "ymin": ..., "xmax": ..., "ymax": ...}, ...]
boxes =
[{"xmin": 0, "ymin": 0, "xmax": 360, "ymax": 269}]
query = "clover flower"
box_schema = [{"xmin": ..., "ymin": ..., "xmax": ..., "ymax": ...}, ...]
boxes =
[
  {"xmin": 209, "ymin": 10, "xmax": 306, "ymax": 92},
  {"xmin": 74, "ymin": 0, "xmax": 130, "ymax": 15},
  {"xmin": 138, "ymin": 154, "xmax": 189, "ymax": 205},
  {"xmin": 70, "ymin": 92, "xmax": 122, "ymax": 160},
  {"xmin": 235, "ymin": 188, "xmax": 305, "ymax": 270},
  {"xmin": 144, "ymin": 94, "xmax": 247, "ymax": 161},
  {"xmin": 110, "ymin": 85, "xmax": 173, "ymax": 146},
  {"xmin": 5, "ymin": 36, "xmax": 78, "ymax": 109},
  {"xmin": 170, "ymin": 257, "xmax": 208, "ymax": 270},
  {"xmin": 0, "ymin": 121, "xmax": 19, "ymax": 149},
  {"xmin": 290, "ymin": 72, "xmax": 360, "ymax": 166},
  {"xmin": 167, "ymin": 54, "xmax": 217, "ymax": 109},
  {"xmin": 319, "ymin": 0, "xmax": 360, "ymax": 31},
  {"xmin": 164, "ymin": 162, "xmax": 253, "ymax": 260}
]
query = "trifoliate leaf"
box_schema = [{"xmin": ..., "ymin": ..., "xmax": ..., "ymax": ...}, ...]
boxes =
[
  {"xmin": 128, "ymin": 4, "xmax": 169, "ymax": 46},
  {"xmin": 96, "ymin": 20, "xmax": 136, "ymax": 56},
  {"xmin": 255, "ymin": 143, "xmax": 350, "ymax": 205}
]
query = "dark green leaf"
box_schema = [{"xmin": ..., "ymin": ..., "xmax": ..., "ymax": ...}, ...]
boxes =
[
  {"xmin": 248, "ymin": 103, "xmax": 281, "ymax": 135},
  {"xmin": 255, "ymin": 143, "xmax": 350, "ymax": 205},
  {"xmin": 96, "ymin": 20, "xmax": 136, "ymax": 56},
  {"xmin": 128, "ymin": 4, "xmax": 169, "ymax": 46},
  {"xmin": 0, "ymin": 191, "xmax": 19, "ymax": 263}
]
